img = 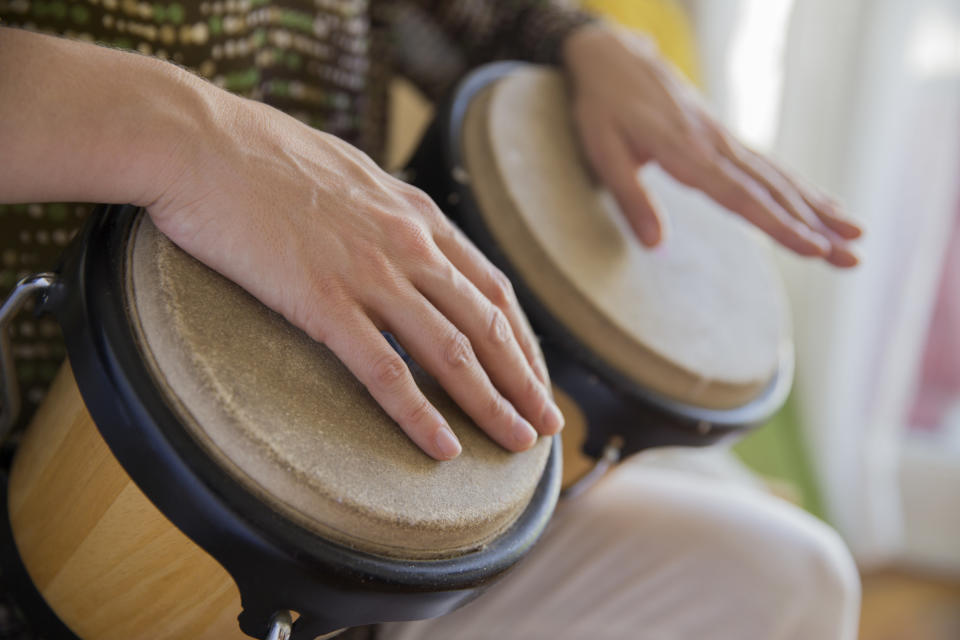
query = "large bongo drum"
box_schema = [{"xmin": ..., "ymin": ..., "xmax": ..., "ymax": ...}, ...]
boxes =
[
  {"xmin": 407, "ymin": 63, "xmax": 793, "ymax": 487},
  {"xmin": 0, "ymin": 206, "xmax": 560, "ymax": 639}
]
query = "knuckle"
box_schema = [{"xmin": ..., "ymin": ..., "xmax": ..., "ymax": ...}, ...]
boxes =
[
  {"xmin": 403, "ymin": 396, "xmax": 434, "ymax": 427},
  {"xmin": 486, "ymin": 269, "xmax": 515, "ymax": 307},
  {"xmin": 517, "ymin": 333, "xmax": 538, "ymax": 365},
  {"xmin": 392, "ymin": 216, "xmax": 435, "ymax": 260},
  {"xmin": 294, "ymin": 275, "xmax": 351, "ymax": 340},
  {"xmin": 486, "ymin": 393, "xmax": 509, "ymax": 422},
  {"xmin": 431, "ymin": 218, "xmax": 459, "ymax": 245},
  {"xmin": 442, "ymin": 330, "xmax": 474, "ymax": 369},
  {"xmin": 487, "ymin": 307, "xmax": 511, "ymax": 345},
  {"xmin": 309, "ymin": 274, "xmax": 350, "ymax": 308},
  {"xmin": 522, "ymin": 374, "xmax": 543, "ymax": 405},
  {"xmin": 405, "ymin": 187, "xmax": 440, "ymax": 216},
  {"xmin": 369, "ymin": 353, "xmax": 408, "ymax": 391},
  {"xmin": 705, "ymin": 126, "xmax": 735, "ymax": 156},
  {"xmin": 426, "ymin": 256, "xmax": 458, "ymax": 287}
]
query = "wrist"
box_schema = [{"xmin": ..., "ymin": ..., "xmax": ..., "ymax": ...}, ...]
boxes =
[{"xmin": 121, "ymin": 59, "xmax": 231, "ymax": 211}]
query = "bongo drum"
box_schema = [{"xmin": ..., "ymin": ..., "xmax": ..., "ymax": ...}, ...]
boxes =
[
  {"xmin": 0, "ymin": 206, "xmax": 560, "ymax": 640},
  {"xmin": 406, "ymin": 62, "xmax": 793, "ymax": 489}
]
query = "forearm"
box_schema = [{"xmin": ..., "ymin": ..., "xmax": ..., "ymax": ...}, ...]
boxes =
[{"xmin": 0, "ymin": 27, "xmax": 219, "ymax": 207}]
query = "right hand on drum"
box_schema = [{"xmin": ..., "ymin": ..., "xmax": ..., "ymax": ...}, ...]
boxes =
[
  {"xmin": 0, "ymin": 28, "xmax": 563, "ymax": 460},
  {"xmin": 152, "ymin": 99, "xmax": 565, "ymax": 459}
]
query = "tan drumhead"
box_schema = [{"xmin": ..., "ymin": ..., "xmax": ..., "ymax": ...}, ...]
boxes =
[
  {"xmin": 462, "ymin": 66, "xmax": 791, "ymax": 410},
  {"xmin": 125, "ymin": 215, "xmax": 551, "ymax": 560}
]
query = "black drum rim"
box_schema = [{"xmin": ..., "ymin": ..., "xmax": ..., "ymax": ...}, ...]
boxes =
[
  {"xmin": 425, "ymin": 61, "xmax": 794, "ymax": 433},
  {"xmin": 41, "ymin": 204, "xmax": 562, "ymax": 639}
]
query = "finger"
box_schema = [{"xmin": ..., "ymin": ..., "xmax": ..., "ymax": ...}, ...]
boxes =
[
  {"xmin": 373, "ymin": 284, "xmax": 540, "ymax": 453},
  {"xmin": 716, "ymin": 137, "xmax": 860, "ymax": 268},
  {"xmin": 580, "ymin": 125, "xmax": 665, "ymax": 246},
  {"xmin": 747, "ymin": 155, "xmax": 860, "ymax": 267},
  {"xmin": 659, "ymin": 148, "xmax": 831, "ymax": 258},
  {"xmin": 760, "ymin": 161, "xmax": 863, "ymax": 240},
  {"xmin": 432, "ymin": 224, "xmax": 551, "ymax": 388},
  {"xmin": 823, "ymin": 243, "xmax": 860, "ymax": 268},
  {"xmin": 322, "ymin": 305, "xmax": 462, "ymax": 461},
  {"xmin": 709, "ymin": 129, "xmax": 862, "ymax": 240},
  {"xmin": 808, "ymin": 197, "xmax": 862, "ymax": 239},
  {"xmin": 413, "ymin": 259, "xmax": 564, "ymax": 436}
]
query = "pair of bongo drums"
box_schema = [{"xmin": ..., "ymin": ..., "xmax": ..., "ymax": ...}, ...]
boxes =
[{"xmin": 0, "ymin": 63, "xmax": 792, "ymax": 639}]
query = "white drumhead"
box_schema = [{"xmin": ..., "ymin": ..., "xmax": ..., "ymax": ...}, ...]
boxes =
[
  {"xmin": 462, "ymin": 66, "xmax": 791, "ymax": 409},
  {"xmin": 126, "ymin": 215, "xmax": 552, "ymax": 560}
]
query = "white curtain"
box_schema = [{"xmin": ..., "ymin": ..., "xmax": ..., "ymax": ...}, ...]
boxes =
[{"xmin": 689, "ymin": 0, "xmax": 960, "ymax": 566}]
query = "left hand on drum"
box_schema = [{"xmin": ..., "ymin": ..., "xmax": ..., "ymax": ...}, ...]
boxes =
[{"xmin": 561, "ymin": 23, "xmax": 862, "ymax": 268}]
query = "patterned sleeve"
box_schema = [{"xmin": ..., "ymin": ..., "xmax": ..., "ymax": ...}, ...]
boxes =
[{"xmin": 390, "ymin": 1, "xmax": 596, "ymax": 100}]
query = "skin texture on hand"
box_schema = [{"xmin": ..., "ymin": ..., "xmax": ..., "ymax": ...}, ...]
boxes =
[
  {"xmin": 0, "ymin": 28, "xmax": 563, "ymax": 461},
  {"xmin": 562, "ymin": 23, "xmax": 863, "ymax": 267},
  {"xmin": 150, "ymin": 96, "xmax": 565, "ymax": 460}
]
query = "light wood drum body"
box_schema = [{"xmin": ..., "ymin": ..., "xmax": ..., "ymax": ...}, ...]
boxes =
[{"xmin": 9, "ymin": 363, "xmax": 247, "ymax": 640}]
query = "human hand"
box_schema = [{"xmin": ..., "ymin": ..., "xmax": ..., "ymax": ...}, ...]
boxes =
[
  {"xmin": 562, "ymin": 23, "xmax": 862, "ymax": 267},
  {"xmin": 146, "ymin": 92, "xmax": 562, "ymax": 461}
]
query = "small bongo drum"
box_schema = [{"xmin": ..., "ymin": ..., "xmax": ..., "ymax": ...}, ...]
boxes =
[
  {"xmin": 0, "ymin": 206, "xmax": 560, "ymax": 639},
  {"xmin": 407, "ymin": 63, "xmax": 793, "ymax": 488}
]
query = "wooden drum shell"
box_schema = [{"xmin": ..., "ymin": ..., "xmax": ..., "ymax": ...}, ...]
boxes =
[{"xmin": 8, "ymin": 362, "xmax": 246, "ymax": 640}]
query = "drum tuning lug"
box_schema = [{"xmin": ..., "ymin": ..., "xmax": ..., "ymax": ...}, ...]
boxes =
[
  {"xmin": 265, "ymin": 610, "xmax": 293, "ymax": 640},
  {"xmin": 0, "ymin": 273, "xmax": 58, "ymax": 442},
  {"xmin": 562, "ymin": 435, "xmax": 623, "ymax": 499},
  {"xmin": 696, "ymin": 420, "xmax": 712, "ymax": 435}
]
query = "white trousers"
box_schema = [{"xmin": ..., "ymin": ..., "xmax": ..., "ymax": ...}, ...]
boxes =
[{"xmin": 381, "ymin": 452, "xmax": 861, "ymax": 640}]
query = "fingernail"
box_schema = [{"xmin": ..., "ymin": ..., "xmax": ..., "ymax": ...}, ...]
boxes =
[
  {"xmin": 831, "ymin": 246, "xmax": 861, "ymax": 268},
  {"xmin": 434, "ymin": 426, "xmax": 462, "ymax": 460},
  {"xmin": 512, "ymin": 415, "xmax": 538, "ymax": 450},
  {"xmin": 540, "ymin": 401, "xmax": 565, "ymax": 435},
  {"xmin": 640, "ymin": 220, "xmax": 661, "ymax": 247},
  {"xmin": 839, "ymin": 218, "xmax": 864, "ymax": 239}
]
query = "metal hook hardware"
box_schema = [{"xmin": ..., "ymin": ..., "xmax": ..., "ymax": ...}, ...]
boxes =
[
  {"xmin": 561, "ymin": 434, "xmax": 624, "ymax": 499},
  {"xmin": 0, "ymin": 273, "xmax": 58, "ymax": 442},
  {"xmin": 265, "ymin": 610, "xmax": 293, "ymax": 640}
]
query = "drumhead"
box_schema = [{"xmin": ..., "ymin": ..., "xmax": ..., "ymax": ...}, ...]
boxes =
[
  {"xmin": 125, "ymin": 215, "xmax": 552, "ymax": 560},
  {"xmin": 461, "ymin": 66, "xmax": 791, "ymax": 410}
]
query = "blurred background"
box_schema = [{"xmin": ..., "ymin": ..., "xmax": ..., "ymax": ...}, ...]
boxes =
[{"xmin": 386, "ymin": 1, "xmax": 960, "ymax": 638}]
